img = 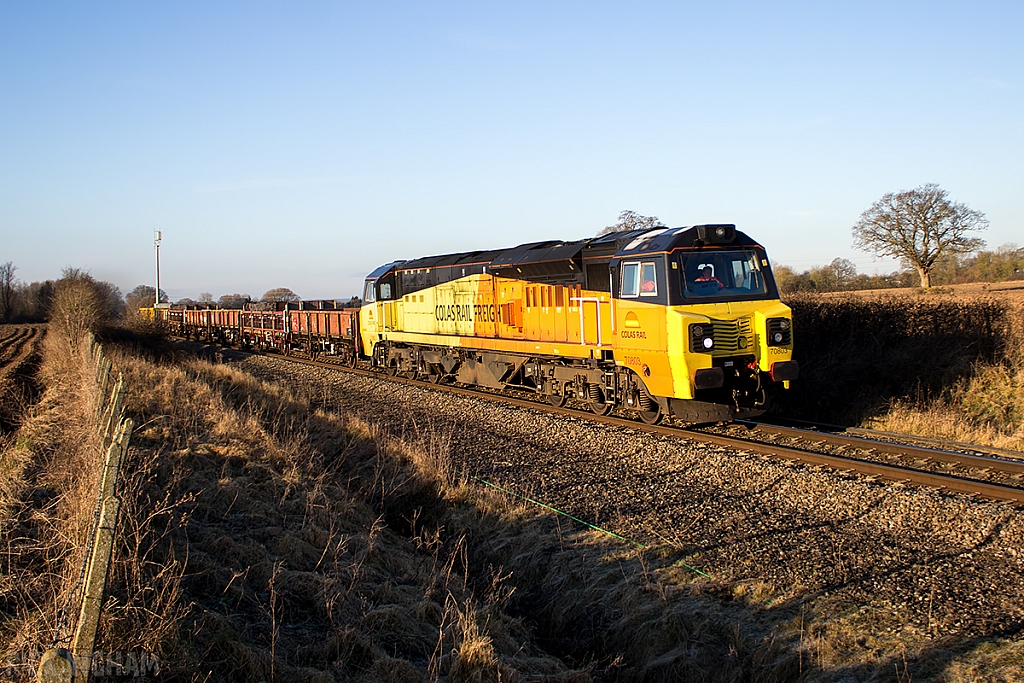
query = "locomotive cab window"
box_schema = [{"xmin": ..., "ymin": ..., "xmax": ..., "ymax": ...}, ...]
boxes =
[
  {"xmin": 620, "ymin": 261, "xmax": 658, "ymax": 298},
  {"xmin": 639, "ymin": 263, "xmax": 657, "ymax": 296},
  {"xmin": 621, "ymin": 263, "xmax": 639, "ymax": 297},
  {"xmin": 362, "ymin": 281, "xmax": 376, "ymax": 303},
  {"xmin": 679, "ymin": 250, "xmax": 768, "ymax": 300}
]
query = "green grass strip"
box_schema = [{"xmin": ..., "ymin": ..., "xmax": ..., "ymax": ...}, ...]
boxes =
[{"xmin": 470, "ymin": 475, "xmax": 710, "ymax": 579}]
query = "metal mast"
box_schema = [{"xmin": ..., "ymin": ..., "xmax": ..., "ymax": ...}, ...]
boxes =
[{"xmin": 154, "ymin": 230, "xmax": 163, "ymax": 307}]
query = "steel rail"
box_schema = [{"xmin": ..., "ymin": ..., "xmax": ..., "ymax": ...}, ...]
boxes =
[
  {"xmin": 235, "ymin": 348, "xmax": 1024, "ymax": 506},
  {"xmin": 729, "ymin": 421, "xmax": 1024, "ymax": 474},
  {"xmin": 750, "ymin": 416, "xmax": 1024, "ymax": 460}
]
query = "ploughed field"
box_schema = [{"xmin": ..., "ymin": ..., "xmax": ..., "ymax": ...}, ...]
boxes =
[
  {"xmin": 0, "ymin": 325, "xmax": 45, "ymax": 430},
  {"xmin": 229, "ymin": 348, "xmax": 1024, "ymax": 677}
]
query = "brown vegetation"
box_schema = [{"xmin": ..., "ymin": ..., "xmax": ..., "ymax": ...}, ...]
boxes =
[
  {"xmin": 80, "ymin": 338, "xmax": 811, "ymax": 681},
  {"xmin": 0, "ymin": 326, "xmax": 109, "ymax": 679},
  {"xmin": 779, "ymin": 284, "xmax": 1024, "ymax": 450},
  {"xmin": 0, "ymin": 274, "xmax": 143, "ymax": 679},
  {"xmin": 0, "ymin": 320, "xmax": 818, "ymax": 680}
]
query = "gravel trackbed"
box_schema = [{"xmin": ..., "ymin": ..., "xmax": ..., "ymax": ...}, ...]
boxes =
[{"xmin": 233, "ymin": 350, "xmax": 1024, "ymax": 669}]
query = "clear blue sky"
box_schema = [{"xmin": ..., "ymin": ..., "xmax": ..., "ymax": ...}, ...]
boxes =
[{"xmin": 1, "ymin": 2, "xmax": 1021, "ymax": 300}]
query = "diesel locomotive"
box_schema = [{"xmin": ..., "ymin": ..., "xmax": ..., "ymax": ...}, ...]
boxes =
[
  {"xmin": 148, "ymin": 224, "xmax": 797, "ymax": 425},
  {"xmin": 358, "ymin": 224, "xmax": 797, "ymax": 424}
]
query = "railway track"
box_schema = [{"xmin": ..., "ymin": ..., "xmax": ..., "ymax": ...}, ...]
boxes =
[
  {"xmin": 744, "ymin": 415, "xmax": 1024, "ymax": 460},
  {"xmin": 211, "ymin": 344, "xmax": 1024, "ymax": 506}
]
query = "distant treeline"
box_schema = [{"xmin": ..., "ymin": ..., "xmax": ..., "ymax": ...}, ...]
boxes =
[
  {"xmin": 774, "ymin": 243, "xmax": 1024, "ymax": 294},
  {"xmin": 0, "ymin": 266, "xmax": 124, "ymax": 326},
  {"xmin": 0, "ymin": 264, "xmax": 358, "ymax": 324}
]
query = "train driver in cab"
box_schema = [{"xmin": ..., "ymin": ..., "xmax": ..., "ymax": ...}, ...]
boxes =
[
  {"xmin": 695, "ymin": 265, "xmax": 724, "ymax": 289},
  {"xmin": 640, "ymin": 268, "xmax": 657, "ymax": 293}
]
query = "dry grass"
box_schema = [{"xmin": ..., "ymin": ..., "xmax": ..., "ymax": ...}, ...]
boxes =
[
  {"xmin": 68, "ymin": 334, "xmax": 827, "ymax": 681},
  {"xmin": 0, "ymin": 321, "xmax": 108, "ymax": 679},
  {"xmin": 871, "ymin": 297, "xmax": 1024, "ymax": 450},
  {"xmin": 5, "ymin": 311, "xmax": 1021, "ymax": 680},
  {"xmin": 83, "ymin": 342, "xmax": 592, "ymax": 681},
  {"xmin": 79, "ymin": 334, "xmax": 1023, "ymax": 682}
]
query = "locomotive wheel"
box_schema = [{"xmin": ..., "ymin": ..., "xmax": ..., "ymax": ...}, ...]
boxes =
[
  {"xmin": 546, "ymin": 393, "xmax": 567, "ymax": 407},
  {"xmin": 401, "ymin": 369, "xmax": 418, "ymax": 380},
  {"xmin": 637, "ymin": 404, "xmax": 662, "ymax": 425},
  {"xmin": 385, "ymin": 363, "xmax": 399, "ymax": 376},
  {"xmin": 589, "ymin": 401, "xmax": 613, "ymax": 416}
]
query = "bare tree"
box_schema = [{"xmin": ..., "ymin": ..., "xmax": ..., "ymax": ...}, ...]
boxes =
[
  {"xmin": 0, "ymin": 262, "xmax": 17, "ymax": 323},
  {"xmin": 830, "ymin": 257, "xmax": 857, "ymax": 289},
  {"xmin": 852, "ymin": 184, "xmax": 987, "ymax": 288},
  {"xmin": 261, "ymin": 287, "xmax": 300, "ymax": 303},
  {"xmin": 49, "ymin": 268, "xmax": 122, "ymax": 352},
  {"xmin": 198, "ymin": 292, "xmax": 214, "ymax": 304},
  {"xmin": 597, "ymin": 210, "xmax": 667, "ymax": 237}
]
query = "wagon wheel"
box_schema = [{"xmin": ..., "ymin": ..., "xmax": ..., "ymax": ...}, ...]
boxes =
[
  {"xmin": 546, "ymin": 392, "xmax": 567, "ymax": 407},
  {"xmin": 589, "ymin": 400, "xmax": 614, "ymax": 416},
  {"xmin": 637, "ymin": 402, "xmax": 662, "ymax": 425}
]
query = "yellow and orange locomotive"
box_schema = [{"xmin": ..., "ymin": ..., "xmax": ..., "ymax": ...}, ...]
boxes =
[{"xmin": 359, "ymin": 224, "xmax": 797, "ymax": 423}]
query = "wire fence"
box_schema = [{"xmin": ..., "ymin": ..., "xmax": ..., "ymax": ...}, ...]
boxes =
[{"xmin": 38, "ymin": 335, "xmax": 134, "ymax": 683}]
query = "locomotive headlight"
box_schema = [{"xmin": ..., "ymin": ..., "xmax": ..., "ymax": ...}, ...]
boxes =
[
  {"xmin": 689, "ymin": 323, "xmax": 715, "ymax": 353},
  {"xmin": 766, "ymin": 318, "xmax": 792, "ymax": 347}
]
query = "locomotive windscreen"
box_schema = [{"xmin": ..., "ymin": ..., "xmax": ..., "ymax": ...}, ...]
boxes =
[{"xmin": 679, "ymin": 250, "xmax": 769, "ymax": 300}]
